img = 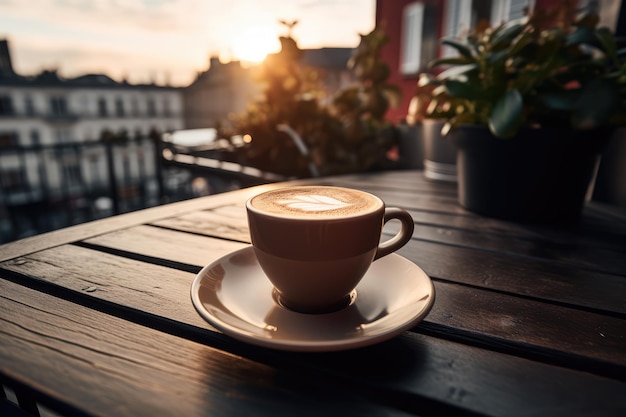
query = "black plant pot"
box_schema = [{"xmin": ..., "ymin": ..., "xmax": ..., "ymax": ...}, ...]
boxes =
[
  {"xmin": 592, "ymin": 127, "xmax": 626, "ymax": 209},
  {"xmin": 423, "ymin": 119, "xmax": 457, "ymax": 182},
  {"xmin": 395, "ymin": 123, "xmax": 424, "ymax": 170},
  {"xmin": 450, "ymin": 125, "xmax": 611, "ymax": 224}
]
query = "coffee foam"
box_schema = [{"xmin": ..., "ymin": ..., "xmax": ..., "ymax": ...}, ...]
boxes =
[{"xmin": 250, "ymin": 187, "xmax": 381, "ymax": 218}]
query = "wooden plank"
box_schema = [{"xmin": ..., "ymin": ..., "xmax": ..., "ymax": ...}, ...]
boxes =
[
  {"xmin": 320, "ymin": 172, "xmax": 459, "ymax": 197},
  {"xmin": 2, "ymin": 245, "xmax": 623, "ymax": 374},
  {"xmin": 303, "ymin": 331, "xmax": 626, "ymax": 417},
  {"xmin": 0, "ymin": 280, "xmax": 405, "ymax": 417},
  {"xmin": 0, "ymin": 186, "xmax": 261, "ymax": 262},
  {"xmin": 397, "ymin": 218, "xmax": 626, "ymax": 276},
  {"xmin": 82, "ymin": 225, "xmax": 248, "ymax": 267},
  {"xmin": 151, "ymin": 206, "xmax": 250, "ymax": 242},
  {"xmin": 326, "ymin": 175, "xmax": 626, "ymax": 247},
  {"xmin": 428, "ymin": 281, "xmax": 626, "ymax": 375},
  {"xmin": 1, "ymin": 264, "xmax": 625, "ymax": 417},
  {"xmin": 397, "ymin": 205, "xmax": 626, "ymax": 253},
  {"xmin": 394, "ymin": 239, "xmax": 626, "ymax": 316},
  {"xmin": 1, "ymin": 246, "xmax": 212, "ymax": 331},
  {"xmin": 365, "ymin": 188, "xmax": 626, "ymax": 251},
  {"xmin": 335, "ymin": 170, "xmax": 626, "ymax": 226}
]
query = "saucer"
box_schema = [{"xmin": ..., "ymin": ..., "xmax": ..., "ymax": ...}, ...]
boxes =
[{"xmin": 190, "ymin": 246, "xmax": 435, "ymax": 352}]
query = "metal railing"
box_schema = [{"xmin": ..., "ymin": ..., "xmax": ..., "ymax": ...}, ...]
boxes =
[
  {"xmin": 0, "ymin": 135, "xmax": 284, "ymax": 244},
  {"xmin": 2, "ymin": 122, "xmax": 378, "ymax": 244},
  {"xmin": 0, "ymin": 138, "xmax": 161, "ymax": 243}
]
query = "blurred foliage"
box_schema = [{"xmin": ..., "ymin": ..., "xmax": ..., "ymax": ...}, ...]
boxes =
[
  {"xmin": 421, "ymin": 0, "xmax": 626, "ymax": 138},
  {"xmin": 221, "ymin": 25, "xmax": 400, "ymax": 177},
  {"xmin": 406, "ymin": 74, "xmax": 437, "ymax": 126}
]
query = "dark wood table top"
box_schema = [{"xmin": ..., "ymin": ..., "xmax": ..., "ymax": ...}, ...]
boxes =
[{"xmin": 1, "ymin": 170, "xmax": 625, "ymax": 417}]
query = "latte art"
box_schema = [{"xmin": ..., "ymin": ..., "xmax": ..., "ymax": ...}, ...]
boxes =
[
  {"xmin": 277, "ymin": 195, "xmax": 351, "ymax": 212},
  {"xmin": 250, "ymin": 186, "xmax": 382, "ymax": 218}
]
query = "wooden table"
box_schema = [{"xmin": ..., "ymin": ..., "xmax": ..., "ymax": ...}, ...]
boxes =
[{"xmin": 1, "ymin": 170, "xmax": 624, "ymax": 417}]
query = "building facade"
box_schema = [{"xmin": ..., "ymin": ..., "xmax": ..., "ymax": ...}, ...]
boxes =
[
  {"xmin": 0, "ymin": 71, "xmax": 184, "ymax": 147},
  {"xmin": 0, "ymin": 39, "xmax": 185, "ymax": 242},
  {"xmin": 183, "ymin": 57, "xmax": 261, "ymax": 129},
  {"xmin": 182, "ymin": 48, "xmax": 355, "ymax": 130}
]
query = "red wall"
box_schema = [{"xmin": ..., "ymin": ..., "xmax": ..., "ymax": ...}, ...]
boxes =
[{"xmin": 376, "ymin": 0, "xmax": 445, "ymax": 123}]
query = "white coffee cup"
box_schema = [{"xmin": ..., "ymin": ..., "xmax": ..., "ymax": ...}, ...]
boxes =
[{"xmin": 246, "ymin": 186, "xmax": 414, "ymax": 314}]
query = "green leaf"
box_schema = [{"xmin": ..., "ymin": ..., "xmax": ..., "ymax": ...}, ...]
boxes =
[
  {"xmin": 428, "ymin": 57, "xmax": 474, "ymax": 68},
  {"xmin": 436, "ymin": 63, "xmax": 479, "ymax": 80},
  {"xmin": 441, "ymin": 38, "xmax": 474, "ymax": 59},
  {"xmin": 490, "ymin": 22, "xmax": 526, "ymax": 49},
  {"xmin": 510, "ymin": 30, "xmax": 535, "ymax": 56},
  {"xmin": 595, "ymin": 27, "xmax": 618, "ymax": 58},
  {"xmin": 444, "ymin": 79, "xmax": 484, "ymax": 101},
  {"xmin": 488, "ymin": 89, "xmax": 523, "ymax": 138},
  {"xmin": 567, "ymin": 27, "xmax": 595, "ymax": 46},
  {"xmin": 431, "ymin": 85, "xmax": 448, "ymax": 96},
  {"xmin": 486, "ymin": 50, "xmax": 509, "ymax": 65},
  {"xmin": 417, "ymin": 73, "xmax": 439, "ymax": 87}
]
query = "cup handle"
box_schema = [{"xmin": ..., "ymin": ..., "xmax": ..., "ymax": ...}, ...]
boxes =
[{"xmin": 374, "ymin": 208, "xmax": 414, "ymax": 261}]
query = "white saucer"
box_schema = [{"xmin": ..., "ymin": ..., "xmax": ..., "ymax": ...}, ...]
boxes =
[{"xmin": 190, "ymin": 246, "xmax": 435, "ymax": 352}]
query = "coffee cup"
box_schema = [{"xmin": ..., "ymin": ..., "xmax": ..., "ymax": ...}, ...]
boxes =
[{"xmin": 246, "ymin": 186, "xmax": 414, "ymax": 314}]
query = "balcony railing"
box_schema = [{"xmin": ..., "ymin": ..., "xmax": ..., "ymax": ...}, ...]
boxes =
[
  {"xmin": 0, "ymin": 109, "xmax": 183, "ymax": 120},
  {"xmin": 0, "ymin": 136, "xmax": 284, "ymax": 244}
]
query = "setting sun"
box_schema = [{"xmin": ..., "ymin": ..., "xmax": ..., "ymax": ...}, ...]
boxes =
[{"xmin": 231, "ymin": 26, "xmax": 280, "ymax": 64}]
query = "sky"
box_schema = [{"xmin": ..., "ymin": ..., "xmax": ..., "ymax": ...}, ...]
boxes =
[{"xmin": 0, "ymin": 0, "xmax": 376, "ymax": 86}]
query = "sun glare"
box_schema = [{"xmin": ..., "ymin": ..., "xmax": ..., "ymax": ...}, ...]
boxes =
[{"xmin": 231, "ymin": 26, "xmax": 279, "ymax": 64}]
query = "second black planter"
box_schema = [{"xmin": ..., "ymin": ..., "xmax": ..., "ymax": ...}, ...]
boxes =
[
  {"xmin": 423, "ymin": 119, "xmax": 457, "ymax": 182},
  {"xmin": 450, "ymin": 125, "xmax": 610, "ymax": 224}
]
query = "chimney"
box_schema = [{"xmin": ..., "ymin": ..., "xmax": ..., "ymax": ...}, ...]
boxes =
[{"xmin": 0, "ymin": 39, "xmax": 16, "ymax": 77}]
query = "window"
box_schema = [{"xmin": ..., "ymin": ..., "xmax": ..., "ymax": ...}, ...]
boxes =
[
  {"xmin": 400, "ymin": 2, "xmax": 438, "ymax": 75},
  {"xmin": 0, "ymin": 131, "xmax": 18, "ymax": 147},
  {"xmin": 147, "ymin": 98, "xmax": 156, "ymax": 116},
  {"xmin": 30, "ymin": 130, "xmax": 40, "ymax": 146},
  {"xmin": 54, "ymin": 129, "xmax": 72, "ymax": 144},
  {"xmin": 98, "ymin": 98, "xmax": 108, "ymax": 117},
  {"xmin": 24, "ymin": 96, "xmax": 35, "ymax": 116},
  {"xmin": 400, "ymin": 3, "xmax": 425, "ymax": 75},
  {"xmin": 443, "ymin": 0, "xmax": 479, "ymax": 50},
  {"xmin": 443, "ymin": 0, "xmax": 534, "ymax": 57},
  {"xmin": 0, "ymin": 95, "xmax": 14, "ymax": 116},
  {"xmin": 0, "ymin": 168, "xmax": 27, "ymax": 192},
  {"xmin": 115, "ymin": 98, "xmax": 125, "ymax": 117},
  {"xmin": 131, "ymin": 98, "xmax": 139, "ymax": 116},
  {"xmin": 492, "ymin": 0, "xmax": 535, "ymax": 25},
  {"xmin": 50, "ymin": 96, "xmax": 68, "ymax": 116},
  {"xmin": 162, "ymin": 98, "xmax": 171, "ymax": 116}
]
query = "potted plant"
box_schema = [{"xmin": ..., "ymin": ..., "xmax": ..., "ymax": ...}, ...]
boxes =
[
  {"xmin": 423, "ymin": 3, "xmax": 625, "ymax": 224},
  {"xmin": 409, "ymin": 74, "xmax": 457, "ymax": 181}
]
